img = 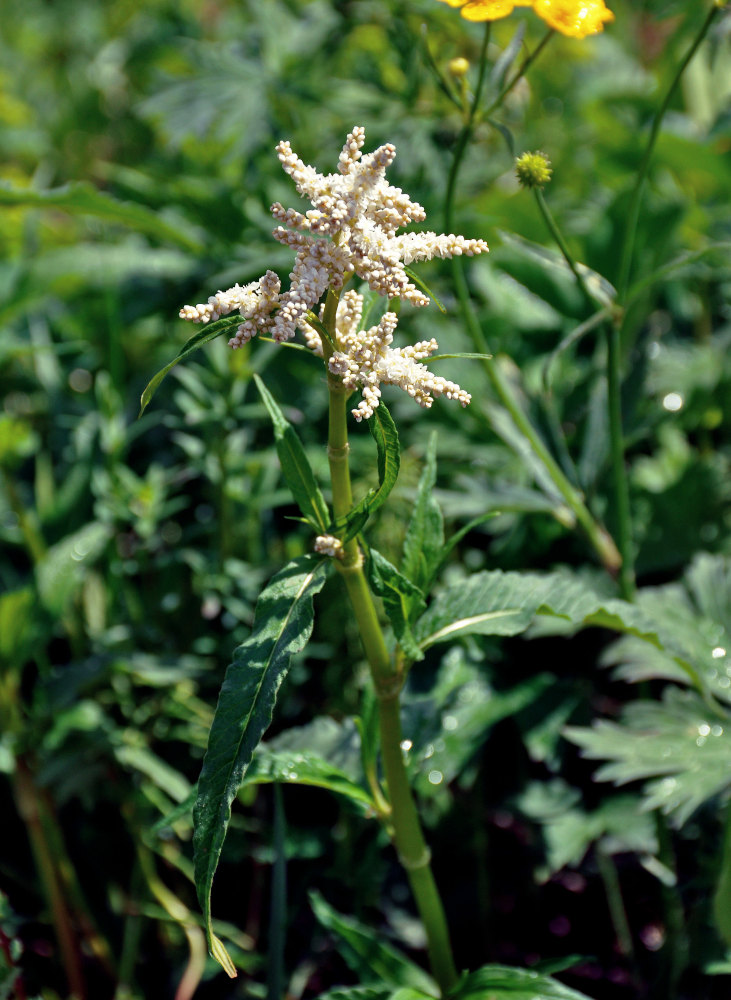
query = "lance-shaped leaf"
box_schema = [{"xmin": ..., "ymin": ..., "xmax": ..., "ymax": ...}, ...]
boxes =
[
  {"xmin": 193, "ymin": 555, "xmax": 329, "ymax": 977},
  {"xmin": 451, "ymin": 964, "xmax": 593, "ymax": 1000},
  {"xmin": 139, "ymin": 315, "xmax": 244, "ymax": 415},
  {"xmin": 254, "ymin": 374, "xmax": 330, "ymax": 532},
  {"xmin": 343, "ymin": 403, "xmax": 401, "ymax": 539},
  {"xmin": 402, "ymin": 432, "xmax": 443, "ymax": 601},
  {"xmin": 309, "ymin": 891, "xmax": 438, "ymax": 996},
  {"xmin": 368, "ymin": 549, "xmax": 425, "ymax": 662}
]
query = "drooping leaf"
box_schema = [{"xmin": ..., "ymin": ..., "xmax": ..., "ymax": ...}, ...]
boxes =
[
  {"xmin": 565, "ymin": 688, "xmax": 731, "ymax": 827},
  {"xmin": 139, "ymin": 315, "xmax": 244, "ymax": 416},
  {"xmin": 309, "ymin": 891, "xmax": 438, "ymax": 996},
  {"xmin": 367, "ymin": 549, "xmax": 425, "ymax": 662},
  {"xmin": 254, "ymin": 374, "xmax": 330, "ymax": 532},
  {"xmin": 402, "ymin": 433, "xmax": 443, "ymax": 600},
  {"xmin": 451, "ymin": 964, "xmax": 594, "ymax": 1000},
  {"xmin": 0, "ymin": 180, "xmax": 203, "ymax": 251},
  {"xmin": 244, "ymin": 742, "xmax": 373, "ymax": 812},
  {"xmin": 193, "ymin": 555, "xmax": 329, "ymax": 976}
]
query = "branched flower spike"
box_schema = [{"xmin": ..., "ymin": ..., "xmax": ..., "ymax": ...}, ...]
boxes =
[{"xmin": 179, "ymin": 127, "xmax": 488, "ymax": 418}]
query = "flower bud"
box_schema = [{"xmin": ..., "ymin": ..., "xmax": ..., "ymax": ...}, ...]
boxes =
[
  {"xmin": 515, "ymin": 151, "xmax": 553, "ymax": 190},
  {"xmin": 448, "ymin": 56, "xmax": 470, "ymax": 77}
]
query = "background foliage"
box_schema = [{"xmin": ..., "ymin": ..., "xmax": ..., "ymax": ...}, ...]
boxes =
[{"xmin": 1, "ymin": 1, "xmax": 730, "ymax": 999}]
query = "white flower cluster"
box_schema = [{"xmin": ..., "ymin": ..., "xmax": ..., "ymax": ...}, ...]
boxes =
[
  {"xmin": 326, "ymin": 293, "xmax": 471, "ymax": 421},
  {"xmin": 314, "ymin": 534, "xmax": 344, "ymax": 559},
  {"xmin": 179, "ymin": 126, "xmax": 487, "ymax": 415}
]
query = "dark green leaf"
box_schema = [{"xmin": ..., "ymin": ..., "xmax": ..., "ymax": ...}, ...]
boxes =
[
  {"xmin": 254, "ymin": 374, "xmax": 330, "ymax": 532},
  {"xmin": 342, "ymin": 403, "xmax": 401, "ymax": 538},
  {"xmin": 139, "ymin": 315, "xmax": 243, "ymax": 416},
  {"xmin": 193, "ymin": 555, "xmax": 329, "ymax": 976},
  {"xmin": 309, "ymin": 891, "xmax": 438, "ymax": 996},
  {"xmin": 367, "ymin": 549, "xmax": 425, "ymax": 662}
]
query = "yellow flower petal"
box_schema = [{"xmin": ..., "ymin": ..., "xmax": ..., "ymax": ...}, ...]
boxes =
[
  {"xmin": 532, "ymin": 0, "xmax": 614, "ymax": 39},
  {"xmin": 459, "ymin": 0, "xmax": 515, "ymax": 21}
]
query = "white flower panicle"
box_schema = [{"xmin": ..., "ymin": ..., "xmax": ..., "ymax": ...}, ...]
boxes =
[
  {"xmin": 178, "ymin": 127, "xmax": 485, "ymax": 416},
  {"xmin": 271, "ymin": 127, "xmax": 487, "ymax": 307},
  {"xmin": 328, "ymin": 301, "xmax": 471, "ymax": 422}
]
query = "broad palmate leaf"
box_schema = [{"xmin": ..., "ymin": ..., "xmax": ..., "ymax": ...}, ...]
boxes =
[
  {"xmin": 254, "ymin": 374, "xmax": 330, "ymax": 532},
  {"xmin": 565, "ymin": 688, "xmax": 731, "ymax": 826},
  {"xmin": 193, "ymin": 555, "xmax": 329, "ymax": 976},
  {"xmin": 413, "ymin": 569, "xmax": 714, "ymax": 699},
  {"xmin": 310, "ymin": 891, "xmax": 438, "ymax": 996},
  {"xmin": 452, "ymin": 964, "xmax": 594, "ymax": 1000}
]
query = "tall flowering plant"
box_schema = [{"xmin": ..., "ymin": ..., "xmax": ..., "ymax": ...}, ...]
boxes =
[{"xmin": 139, "ymin": 1, "xmax": 730, "ymax": 997}]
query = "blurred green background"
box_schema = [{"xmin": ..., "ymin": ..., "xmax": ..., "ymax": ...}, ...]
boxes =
[{"xmin": 1, "ymin": 1, "xmax": 731, "ymax": 998}]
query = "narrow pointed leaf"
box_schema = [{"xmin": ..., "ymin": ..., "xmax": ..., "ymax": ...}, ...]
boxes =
[
  {"xmin": 402, "ymin": 432, "xmax": 443, "ymax": 600},
  {"xmin": 342, "ymin": 402, "xmax": 401, "ymax": 537},
  {"xmin": 193, "ymin": 555, "xmax": 329, "ymax": 975},
  {"xmin": 139, "ymin": 315, "xmax": 243, "ymax": 416},
  {"xmin": 309, "ymin": 891, "xmax": 438, "ymax": 996},
  {"xmin": 254, "ymin": 374, "xmax": 330, "ymax": 532}
]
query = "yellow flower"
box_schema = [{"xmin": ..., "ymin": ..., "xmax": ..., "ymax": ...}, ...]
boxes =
[
  {"xmin": 532, "ymin": 0, "xmax": 614, "ymax": 38},
  {"xmin": 435, "ymin": 0, "xmax": 614, "ymax": 37},
  {"xmin": 435, "ymin": 0, "xmax": 532, "ymax": 21}
]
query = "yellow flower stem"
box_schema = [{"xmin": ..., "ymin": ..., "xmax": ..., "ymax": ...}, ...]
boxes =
[
  {"xmin": 482, "ymin": 27, "xmax": 555, "ymax": 121},
  {"xmin": 443, "ymin": 30, "xmax": 621, "ymax": 574},
  {"xmin": 531, "ymin": 187, "xmax": 635, "ymax": 597},
  {"xmin": 321, "ymin": 287, "xmax": 458, "ymax": 995}
]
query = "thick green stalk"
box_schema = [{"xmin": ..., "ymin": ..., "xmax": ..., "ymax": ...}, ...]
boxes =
[
  {"xmin": 616, "ymin": 4, "xmax": 721, "ymax": 302},
  {"xmin": 322, "ymin": 290, "xmax": 458, "ymax": 994}
]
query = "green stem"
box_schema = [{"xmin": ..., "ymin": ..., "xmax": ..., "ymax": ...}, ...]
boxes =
[
  {"xmin": 713, "ymin": 797, "xmax": 731, "ymax": 948},
  {"xmin": 534, "ymin": 188, "xmax": 593, "ymax": 303},
  {"xmin": 606, "ymin": 322, "xmax": 635, "ymax": 599},
  {"xmin": 595, "ymin": 843, "xmax": 635, "ymax": 961},
  {"xmin": 482, "ymin": 27, "xmax": 555, "ymax": 121},
  {"xmin": 531, "ymin": 187, "xmax": 633, "ymax": 593},
  {"xmin": 616, "ymin": 4, "xmax": 721, "ymax": 302},
  {"xmin": 323, "ymin": 291, "xmax": 458, "ymax": 994}
]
